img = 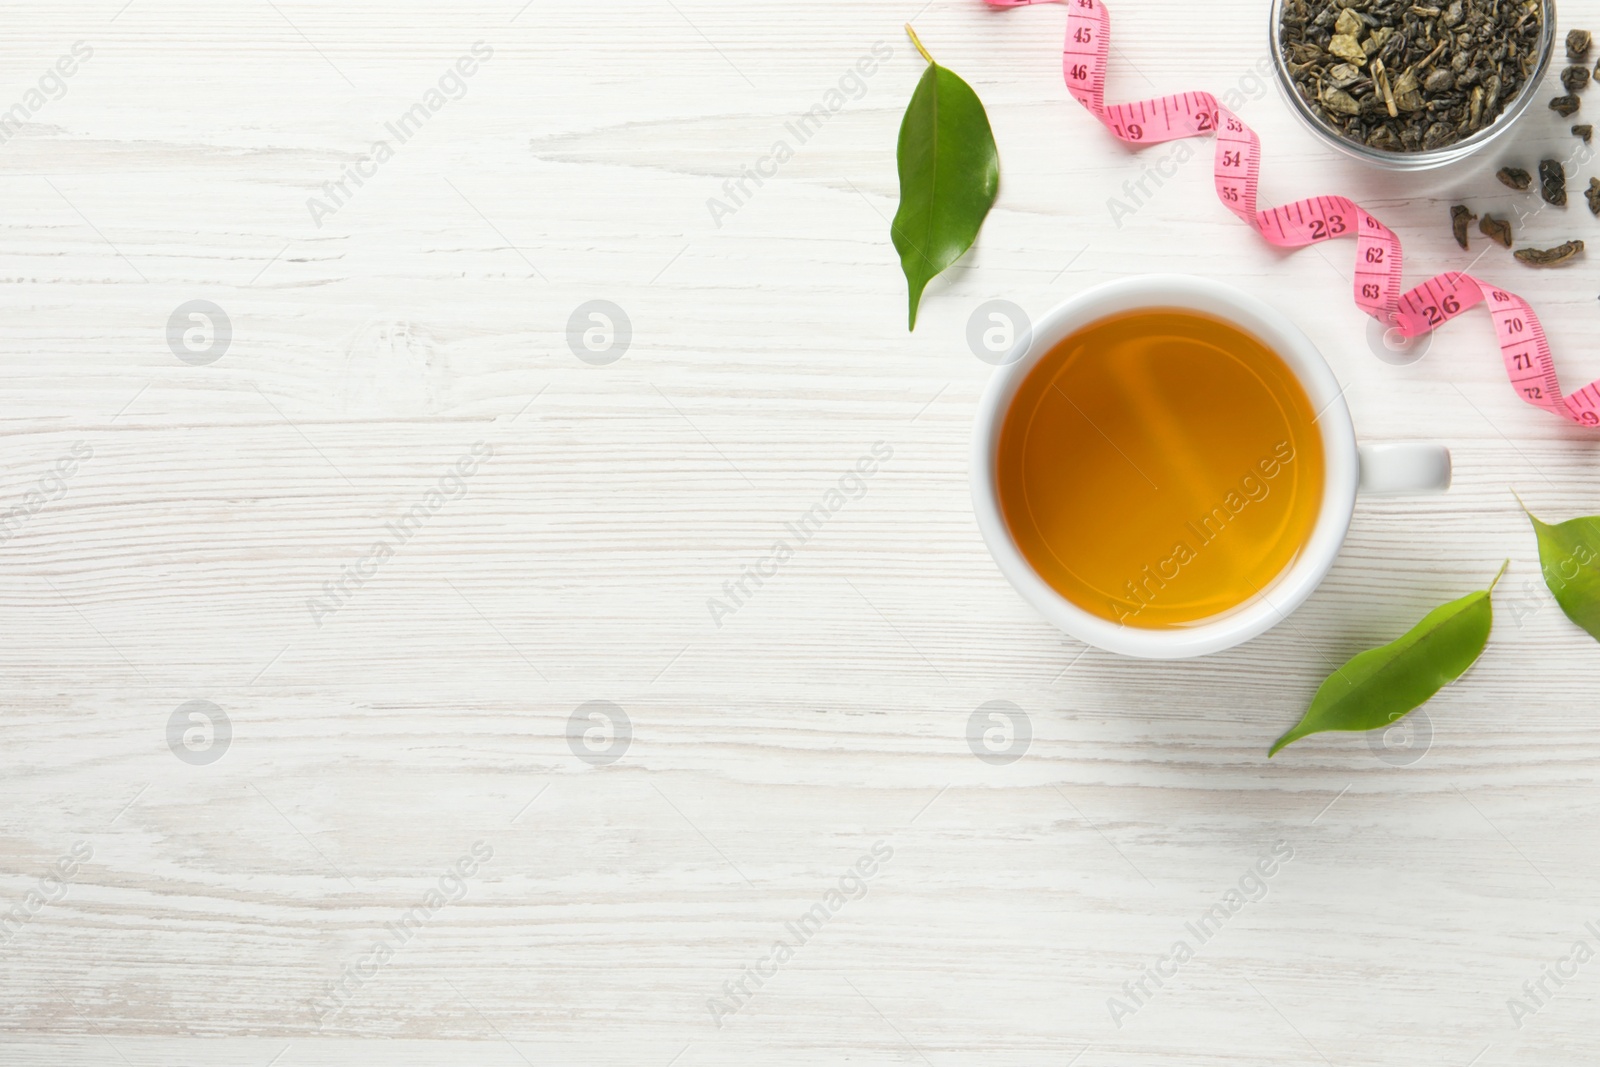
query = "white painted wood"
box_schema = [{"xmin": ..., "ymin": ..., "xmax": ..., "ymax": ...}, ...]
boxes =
[{"xmin": 1, "ymin": 0, "xmax": 1597, "ymax": 1063}]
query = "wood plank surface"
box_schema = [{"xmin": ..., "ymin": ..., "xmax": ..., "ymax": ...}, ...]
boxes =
[{"xmin": 1, "ymin": 0, "xmax": 1597, "ymax": 1064}]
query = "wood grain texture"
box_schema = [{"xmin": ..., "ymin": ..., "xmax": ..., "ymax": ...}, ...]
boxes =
[{"xmin": 1, "ymin": 0, "xmax": 1598, "ymax": 1064}]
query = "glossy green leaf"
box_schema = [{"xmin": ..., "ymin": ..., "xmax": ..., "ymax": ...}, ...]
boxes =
[
  {"xmin": 1268, "ymin": 564, "xmax": 1506, "ymax": 757},
  {"xmin": 892, "ymin": 36, "xmax": 999, "ymax": 331},
  {"xmin": 1521, "ymin": 500, "xmax": 1600, "ymax": 643}
]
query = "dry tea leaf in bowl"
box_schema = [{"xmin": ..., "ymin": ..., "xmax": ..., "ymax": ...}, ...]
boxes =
[{"xmin": 1278, "ymin": 0, "xmax": 1544, "ymax": 154}]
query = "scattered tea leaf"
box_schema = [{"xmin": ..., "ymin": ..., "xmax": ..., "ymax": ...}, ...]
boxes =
[
  {"xmin": 1514, "ymin": 240, "xmax": 1584, "ymax": 266},
  {"xmin": 1269, "ymin": 564, "xmax": 1506, "ymax": 757},
  {"xmin": 892, "ymin": 24, "xmax": 1000, "ymax": 331},
  {"xmin": 1588, "ymin": 176, "xmax": 1600, "ymax": 216},
  {"xmin": 1550, "ymin": 94, "xmax": 1581, "ymax": 117},
  {"xmin": 1571, "ymin": 28, "xmax": 1593, "ymax": 60},
  {"xmin": 1520, "ymin": 498, "xmax": 1600, "ymax": 644},
  {"xmin": 1564, "ymin": 65, "xmax": 1592, "ymax": 93},
  {"xmin": 1575, "ymin": 124, "xmax": 1594, "ymax": 143},
  {"xmin": 1540, "ymin": 158, "xmax": 1567, "ymax": 205},
  {"xmin": 1450, "ymin": 204, "xmax": 1476, "ymax": 249},
  {"xmin": 1497, "ymin": 166, "xmax": 1532, "ymax": 191},
  {"xmin": 1479, "ymin": 213, "xmax": 1513, "ymax": 248}
]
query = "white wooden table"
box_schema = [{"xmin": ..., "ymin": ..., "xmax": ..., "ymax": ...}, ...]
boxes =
[{"xmin": 3, "ymin": 0, "xmax": 1598, "ymax": 1063}]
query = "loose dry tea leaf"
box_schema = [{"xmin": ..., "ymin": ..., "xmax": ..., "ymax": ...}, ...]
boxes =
[
  {"xmin": 1277, "ymin": 0, "xmax": 1544, "ymax": 154},
  {"xmin": 1570, "ymin": 28, "xmax": 1593, "ymax": 60},
  {"xmin": 1575, "ymin": 124, "xmax": 1594, "ymax": 142},
  {"xmin": 1551, "ymin": 94, "xmax": 1581, "ymax": 117},
  {"xmin": 1497, "ymin": 166, "xmax": 1532, "ymax": 190},
  {"xmin": 1450, "ymin": 205, "xmax": 1475, "ymax": 248},
  {"xmin": 1423, "ymin": 120, "xmax": 1456, "ymax": 150},
  {"xmin": 1329, "ymin": 33, "xmax": 1368, "ymax": 64},
  {"xmin": 1392, "ymin": 68, "xmax": 1424, "ymax": 112},
  {"xmin": 1479, "ymin": 214, "xmax": 1513, "ymax": 248},
  {"xmin": 1564, "ymin": 65, "xmax": 1593, "ymax": 93},
  {"xmin": 1514, "ymin": 240, "xmax": 1584, "ymax": 266},
  {"xmin": 1540, "ymin": 158, "xmax": 1567, "ymax": 205},
  {"xmin": 1374, "ymin": 60, "xmax": 1399, "ymax": 116},
  {"xmin": 1321, "ymin": 86, "xmax": 1362, "ymax": 115},
  {"xmin": 1327, "ymin": 62, "xmax": 1363, "ymax": 88},
  {"xmin": 1587, "ymin": 177, "xmax": 1600, "ymax": 215}
]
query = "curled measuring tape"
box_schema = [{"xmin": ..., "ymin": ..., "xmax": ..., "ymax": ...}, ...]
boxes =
[{"xmin": 986, "ymin": 0, "xmax": 1600, "ymax": 428}]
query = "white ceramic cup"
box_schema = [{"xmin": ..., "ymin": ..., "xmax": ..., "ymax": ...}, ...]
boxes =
[{"xmin": 970, "ymin": 275, "xmax": 1451, "ymax": 659}]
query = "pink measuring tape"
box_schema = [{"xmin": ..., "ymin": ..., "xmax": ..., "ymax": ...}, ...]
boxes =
[{"xmin": 986, "ymin": 0, "xmax": 1600, "ymax": 428}]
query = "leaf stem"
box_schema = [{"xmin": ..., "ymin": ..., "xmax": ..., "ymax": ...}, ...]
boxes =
[
  {"xmin": 905, "ymin": 23, "xmax": 935, "ymax": 65},
  {"xmin": 1510, "ymin": 487, "xmax": 1536, "ymax": 520},
  {"xmin": 1488, "ymin": 558, "xmax": 1510, "ymax": 594}
]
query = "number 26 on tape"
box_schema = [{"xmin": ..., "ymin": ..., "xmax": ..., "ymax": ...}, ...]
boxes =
[{"xmin": 1420, "ymin": 294, "xmax": 1461, "ymax": 325}]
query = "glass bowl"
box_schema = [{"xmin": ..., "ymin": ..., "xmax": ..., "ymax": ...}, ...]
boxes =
[{"xmin": 1269, "ymin": 0, "xmax": 1557, "ymax": 170}]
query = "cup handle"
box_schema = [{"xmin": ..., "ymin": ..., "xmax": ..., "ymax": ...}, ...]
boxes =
[{"xmin": 1357, "ymin": 443, "xmax": 1451, "ymax": 495}]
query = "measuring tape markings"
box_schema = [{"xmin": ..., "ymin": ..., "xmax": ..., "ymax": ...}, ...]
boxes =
[{"xmin": 983, "ymin": 0, "xmax": 1600, "ymax": 427}]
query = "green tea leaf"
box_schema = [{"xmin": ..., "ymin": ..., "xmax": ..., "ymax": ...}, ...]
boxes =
[
  {"xmin": 892, "ymin": 26, "xmax": 999, "ymax": 331},
  {"xmin": 1520, "ymin": 497, "xmax": 1600, "ymax": 642},
  {"xmin": 1268, "ymin": 563, "xmax": 1506, "ymax": 757}
]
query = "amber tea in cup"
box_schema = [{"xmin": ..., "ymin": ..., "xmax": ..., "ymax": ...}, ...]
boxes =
[{"xmin": 995, "ymin": 308, "xmax": 1326, "ymax": 628}]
